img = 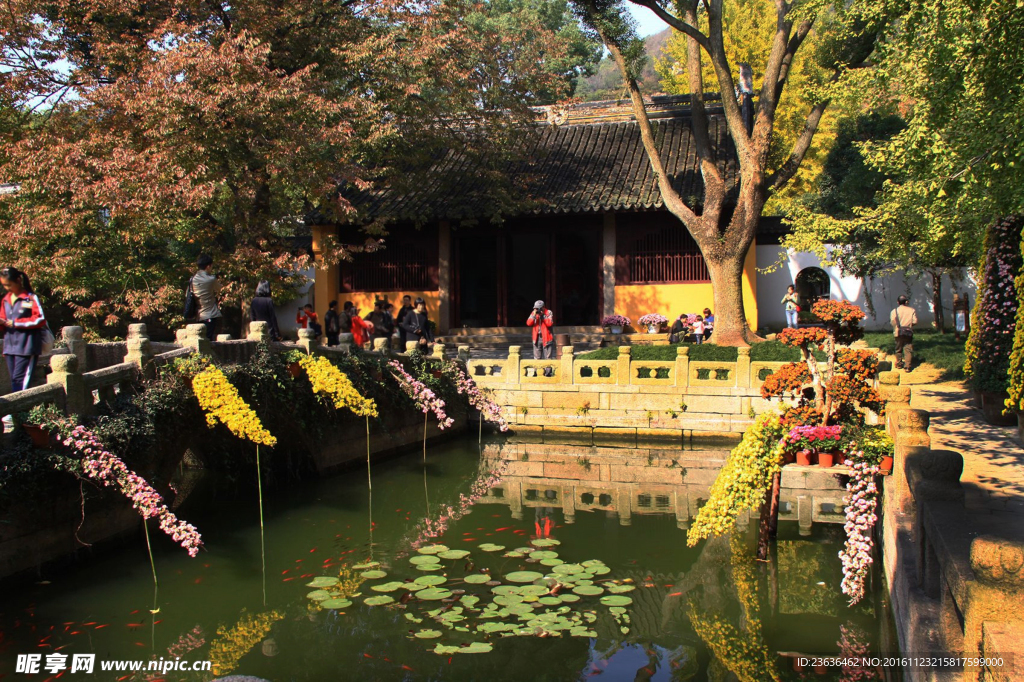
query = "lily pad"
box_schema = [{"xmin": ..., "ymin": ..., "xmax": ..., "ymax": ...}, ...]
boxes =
[
  {"xmin": 581, "ymin": 559, "xmax": 605, "ymax": 568},
  {"xmin": 433, "ymin": 644, "xmax": 461, "ymax": 655},
  {"xmin": 306, "ymin": 577, "xmax": 339, "ymax": 588},
  {"xmin": 404, "ymin": 613, "xmax": 423, "ymax": 623},
  {"xmin": 608, "ymin": 606, "xmax": 627, "ymax": 615},
  {"xmin": 414, "ymin": 629, "xmax": 442, "ymax": 639},
  {"xmin": 505, "ymin": 603, "xmax": 535, "ymax": 615},
  {"xmin": 306, "ymin": 590, "xmax": 332, "ymax": 601},
  {"xmin": 410, "ymin": 555, "xmax": 441, "ymax": 565},
  {"xmin": 506, "ymin": 571, "xmax": 544, "ymax": 583},
  {"xmin": 413, "ymin": 575, "xmax": 447, "ymax": 586},
  {"xmin": 352, "ymin": 561, "xmax": 380, "ymax": 570},
  {"xmin": 361, "ymin": 570, "xmax": 387, "ymax": 579},
  {"xmin": 558, "ymin": 593, "xmax": 581, "ymax": 603},
  {"xmin": 540, "ymin": 558, "xmax": 564, "ymax": 567},
  {"xmin": 415, "ymin": 564, "xmax": 444, "ymax": 571},
  {"xmin": 589, "ymin": 565, "xmax": 611, "ymax": 575},
  {"xmin": 531, "ymin": 538, "xmax": 561, "ymax": 547},
  {"xmin": 552, "ymin": 563, "xmax": 584, "ymax": 575},
  {"xmin": 478, "ymin": 621, "xmax": 513, "ymax": 633},
  {"xmin": 519, "ymin": 584, "xmax": 549, "ymax": 596},
  {"xmin": 370, "ymin": 581, "xmax": 405, "ymax": 593},
  {"xmin": 464, "ymin": 574, "xmax": 491, "ymax": 584},
  {"xmin": 415, "ymin": 587, "xmax": 453, "ymax": 600},
  {"xmin": 460, "ymin": 595, "xmax": 480, "ymax": 608},
  {"xmin": 601, "ymin": 595, "xmax": 633, "ymax": 606},
  {"xmin": 364, "ymin": 595, "xmax": 395, "ymax": 606},
  {"xmin": 319, "ymin": 598, "xmax": 352, "ymax": 609},
  {"xmin": 606, "ymin": 584, "xmax": 635, "ymax": 593},
  {"xmin": 539, "ymin": 596, "xmax": 562, "ymax": 606},
  {"xmin": 418, "ymin": 544, "xmax": 449, "ymax": 554},
  {"xmin": 571, "ymin": 627, "xmax": 598, "ymax": 637},
  {"xmin": 458, "ymin": 642, "xmax": 493, "ymax": 654},
  {"xmin": 572, "ymin": 585, "xmax": 604, "ymax": 596},
  {"xmin": 438, "ymin": 549, "xmax": 471, "ymax": 560},
  {"xmin": 492, "ymin": 585, "xmax": 521, "ymax": 595},
  {"xmin": 513, "ymin": 547, "xmax": 535, "ymax": 554},
  {"xmin": 494, "ymin": 594, "xmax": 524, "ymax": 606},
  {"xmin": 502, "ymin": 551, "xmax": 524, "ymax": 558},
  {"xmin": 530, "ymin": 550, "xmax": 558, "ymax": 560},
  {"xmin": 478, "ymin": 543, "xmax": 505, "ymax": 552}
]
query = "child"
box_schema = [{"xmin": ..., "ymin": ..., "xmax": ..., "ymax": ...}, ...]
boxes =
[
  {"xmin": 296, "ymin": 303, "xmax": 322, "ymax": 339},
  {"xmin": 692, "ymin": 315, "xmax": 705, "ymax": 344}
]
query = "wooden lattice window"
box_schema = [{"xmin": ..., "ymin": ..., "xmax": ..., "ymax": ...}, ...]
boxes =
[
  {"xmin": 339, "ymin": 229, "xmax": 438, "ymax": 292},
  {"xmin": 616, "ymin": 220, "xmax": 710, "ymax": 284}
]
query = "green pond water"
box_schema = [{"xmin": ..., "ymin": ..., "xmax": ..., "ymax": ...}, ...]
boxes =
[{"xmin": 0, "ymin": 437, "xmax": 896, "ymax": 681}]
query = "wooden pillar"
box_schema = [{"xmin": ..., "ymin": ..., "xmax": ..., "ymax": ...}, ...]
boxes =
[
  {"xmin": 602, "ymin": 212, "xmax": 616, "ymax": 319},
  {"xmin": 438, "ymin": 221, "xmax": 451, "ymax": 335},
  {"xmin": 310, "ymin": 225, "xmax": 338, "ymax": 324}
]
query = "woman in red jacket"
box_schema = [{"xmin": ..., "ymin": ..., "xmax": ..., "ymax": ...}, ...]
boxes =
[
  {"xmin": 0, "ymin": 267, "xmax": 48, "ymax": 392},
  {"xmin": 349, "ymin": 305, "xmax": 373, "ymax": 349}
]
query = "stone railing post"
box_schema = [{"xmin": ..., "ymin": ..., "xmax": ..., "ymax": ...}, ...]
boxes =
[
  {"xmin": 47, "ymin": 354, "xmax": 90, "ymax": 416},
  {"xmin": 373, "ymin": 337, "xmax": 392, "ymax": 355},
  {"xmin": 736, "ymin": 346, "xmax": 751, "ymax": 387},
  {"xmin": 966, "ymin": 536, "xmax": 1024, "ymax": 679},
  {"xmin": 894, "ymin": 409, "xmax": 930, "ymax": 513},
  {"xmin": 215, "ymin": 333, "xmax": 231, "ymax": 341},
  {"xmin": 62, "ymin": 326, "xmax": 88, "ymax": 372},
  {"xmin": 507, "ymin": 346, "xmax": 521, "ymax": 386},
  {"xmin": 297, "ymin": 328, "xmax": 318, "ymax": 355},
  {"xmin": 879, "ymin": 371, "xmax": 912, "ymax": 437},
  {"xmin": 457, "ymin": 345, "xmax": 470, "ymax": 363},
  {"xmin": 561, "ymin": 346, "xmax": 574, "ymax": 384},
  {"xmin": 405, "ymin": 341, "xmax": 419, "ymax": 354},
  {"xmin": 674, "ymin": 346, "xmax": 690, "ymax": 387},
  {"xmin": 175, "ymin": 328, "xmax": 189, "ymax": 346},
  {"xmin": 431, "ymin": 343, "xmax": 447, "ymax": 361},
  {"xmin": 184, "ymin": 324, "xmax": 212, "ymax": 355},
  {"xmin": 617, "ymin": 345, "xmax": 632, "ymax": 386},
  {"xmin": 337, "ymin": 332, "xmax": 353, "ymax": 354},
  {"xmin": 247, "ymin": 321, "xmax": 269, "ymax": 343},
  {"xmin": 125, "ymin": 323, "xmax": 155, "ymax": 380}
]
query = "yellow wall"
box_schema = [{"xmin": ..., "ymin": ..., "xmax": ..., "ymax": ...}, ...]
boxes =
[
  {"xmin": 339, "ymin": 291, "xmax": 441, "ymax": 321},
  {"xmin": 614, "ymin": 242, "xmax": 759, "ymax": 331}
]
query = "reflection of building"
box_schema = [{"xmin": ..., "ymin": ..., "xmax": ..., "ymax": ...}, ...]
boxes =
[{"xmin": 477, "ymin": 440, "xmax": 848, "ymax": 535}]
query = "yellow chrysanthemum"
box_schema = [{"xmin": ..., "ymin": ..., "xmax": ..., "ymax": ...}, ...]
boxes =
[
  {"xmin": 193, "ymin": 367, "xmax": 277, "ymax": 446},
  {"xmin": 298, "ymin": 355, "xmax": 378, "ymax": 418},
  {"xmin": 208, "ymin": 610, "xmax": 284, "ymax": 676}
]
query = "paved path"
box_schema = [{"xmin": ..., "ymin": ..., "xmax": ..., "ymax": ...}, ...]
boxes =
[{"xmin": 909, "ymin": 375, "xmax": 1024, "ymax": 518}]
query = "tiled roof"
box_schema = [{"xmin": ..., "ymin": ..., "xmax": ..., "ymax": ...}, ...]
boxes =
[{"xmin": 343, "ymin": 98, "xmax": 737, "ymax": 223}]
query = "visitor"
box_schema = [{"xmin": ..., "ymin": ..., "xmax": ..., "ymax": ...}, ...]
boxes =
[
  {"xmin": 0, "ymin": 266, "xmax": 48, "ymax": 393},
  {"xmin": 324, "ymin": 300, "xmax": 341, "ymax": 347},
  {"xmin": 384, "ymin": 302, "xmax": 398, "ymax": 345},
  {"xmin": 692, "ymin": 315, "xmax": 705, "ymax": 344},
  {"xmin": 527, "ymin": 300, "xmax": 555, "ymax": 359},
  {"xmin": 349, "ymin": 304, "xmax": 373, "ymax": 349},
  {"xmin": 339, "ymin": 301, "xmax": 353, "ymax": 335},
  {"xmin": 396, "ymin": 295, "xmax": 414, "ymax": 349},
  {"xmin": 365, "ymin": 299, "xmax": 395, "ymax": 349},
  {"xmin": 703, "ymin": 308, "xmax": 715, "ymax": 341},
  {"xmin": 890, "ymin": 295, "xmax": 918, "ymax": 371},
  {"xmin": 782, "ymin": 285, "xmax": 800, "ymax": 328},
  {"xmin": 193, "ymin": 254, "xmax": 223, "ymax": 340},
  {"xmin": 295, "ymin": 303, "xmax": 322, "ymax": 340},
  {"xmin": 668, "ymin": 314, "xmax": 689, "ymax": 344},
  {"xmin": 401, "ymin": 297, "xmax": 433, "ymax": 350},
  {"xmin": 249, "ymin": 280, "xmax": 282, "ymax": 341}
]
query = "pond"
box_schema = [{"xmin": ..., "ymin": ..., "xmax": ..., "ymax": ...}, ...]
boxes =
[{"xmin": 0, "ymin": 437, "xmax": 898, "ymax": 681}]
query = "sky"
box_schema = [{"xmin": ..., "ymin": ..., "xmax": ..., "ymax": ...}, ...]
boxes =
[{"xmin": 627, "ymin": 4, "xmax": 668, "ymax": 38}]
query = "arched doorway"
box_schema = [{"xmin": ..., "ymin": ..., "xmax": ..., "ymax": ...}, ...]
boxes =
[{"xmin": 795, "ymin": 267, "xmax": 831, "ymax": 306}]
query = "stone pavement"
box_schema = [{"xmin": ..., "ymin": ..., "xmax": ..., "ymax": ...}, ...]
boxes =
[{"xmin": 908, "ymin": 375, "xmax": 1024, "ymax": 518}]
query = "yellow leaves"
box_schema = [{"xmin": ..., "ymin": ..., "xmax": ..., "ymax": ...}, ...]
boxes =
[
  {"xmin": 192, "ymin": 367, "xmax": 277, "ymax": 446},
  {"xmin": 297, "ymin": 355, "xmax": 378, "ymax": 418},
  {"xmin": 208, "ymin": 610, "xmax": 284, "ymax": 676}
]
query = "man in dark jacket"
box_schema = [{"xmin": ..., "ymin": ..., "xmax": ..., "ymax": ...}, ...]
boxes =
[
  {"xmin": 338, "ymin": 302, "xmax": 353, "ymax": 334},
  {"xmin": 395, "ymin": 295, "xmax": 414, "ymax": 348},
  {"xmin": 401, "ymin": 297, "xmax": 433, "ymax": 350},
  {"xmin": 324, "ymin": 300, "xmax": 341, "ymax": 347},
  {"xmin": 365, "ymin": 299, "xmax": 395, "ymax": 348}
]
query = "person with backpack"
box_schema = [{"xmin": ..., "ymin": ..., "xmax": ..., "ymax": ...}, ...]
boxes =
[
  {"xmin": 890, "ymin": 295, "xmax": 918, "ymax": 371},
  {"xmin": 0, "ymin": 266, "xmax": 49, "ymax": 392},
  {"xmin": 296, "ymin": 303, "xmax": 322, "ymax": 340},
  {"xmin": 248, "ymin": 280, "xmax": 281, "ymax": 341},
  {"xmin": 188, "ymin": 254, "xmax": 223, "ymax": 340},
  {"xmin": 324, "ymin": 300, "xmax": 341, "ymax": 347}
]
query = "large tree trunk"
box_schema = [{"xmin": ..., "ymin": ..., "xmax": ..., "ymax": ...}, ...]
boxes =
[
  {"xmin": 706, "ymin": 253, "xmax": 758, "ymax": 346},
  {"xmin": 930, "ymin": 269, "xmax": 945, "ymax": 333}
]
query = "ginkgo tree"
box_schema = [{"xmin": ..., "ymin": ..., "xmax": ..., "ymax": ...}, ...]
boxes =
[{"xmin": 571, "ymin": 0, "xmax": 881, "ymax": 345}]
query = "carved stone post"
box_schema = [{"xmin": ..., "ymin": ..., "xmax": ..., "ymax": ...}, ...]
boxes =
[
  {"xmin": 297, "ymin": 328, "xmax": 318, "ymax": 355},
  {"xmin": 47, "ymin": 354, "xmax": 90, "ymax": 416},
  {"xmin": 560, "ymin": 346, "xmax": 574, "ymax": 385},
  {"xmin": 674, "ymin": 346, "xmax": 690, "ymax": 388},
  {"xmin": 215, "ymin": 333, "xmax": 231, "ymax": 342},
  {"xmin": 736, "ymin": 346, "xmax": 751, "ymax": 387},
  {"xmin": 63, "ymin": 326, "xmax": 88, "ymax": 372},
  {"xmin": 431, "ymin": 343, "xmax": 447, "ymax": 361},
  {"xmin": 184, "ymin": 323, "xmax": 212, "ymax": 355},
  {"xmin": 457, "ymin": 345, "xmax": 470, "ymax": 363},
  {"xmin": 337, "ymin": 332, "xmax": 353, "ymax": 354},
  {"xmin": 616, "ymin": 345, "xmax": 632, "ymax": 386},
  {"xmin": 175, "ymin": 328, "xmax": 190, "ymax": 345},
  {"xmin": 373, "ymin": 337, "xmax": 391, "ymax": 354},
  {"xmin": 405, "ymin": 341, "xmax": 419, "ymax": 354},
  {"xmin": 894, "ymin": 409, "xmax": 931, "ymax": 513},
  {"xmin": 125, "ymin": 323, "xmax": 155, "ymax": 380},
  {"xmin": 247, "ymin": 321, "xmax": 269, "ymax": 343},
  {"xmin": 506, "ymin": 346, "xmax": 521, "ymax": 386}
]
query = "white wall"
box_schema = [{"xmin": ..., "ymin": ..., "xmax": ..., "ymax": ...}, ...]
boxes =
[{"xmin": 755, "ymin": 245, "xmax": 977, "ymax": 331}]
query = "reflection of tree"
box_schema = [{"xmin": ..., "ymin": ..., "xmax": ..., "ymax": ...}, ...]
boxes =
[
  {"xmin": 688, "ymin": 535, "xmax": 780, "ymax": 682},
  {"xmin": 207, "ymin": 609, "xmax": 284, "ymax": 676},
  {"xmin": 777, "ymin": 540, "xmax": 841, "ymax": 617}
]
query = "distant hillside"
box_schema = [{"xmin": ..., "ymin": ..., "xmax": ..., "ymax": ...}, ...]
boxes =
[{"xmin": 576, "ymin": 29, "xmax": 672, "ymax": 102}]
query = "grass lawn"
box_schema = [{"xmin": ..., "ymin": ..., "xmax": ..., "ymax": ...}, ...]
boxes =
[
  {"xmin": 577, "ymin": 340, "xmax": 812, "ymax": 362},
  {"xmin": 863, "ymin": 329, "xmax": 967, "ymax": 380}
]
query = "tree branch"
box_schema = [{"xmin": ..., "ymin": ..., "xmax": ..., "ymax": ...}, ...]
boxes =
[
  {"xmin": 773, "ymin": 19, "xmax": 813, "ymax": 102},
  {"xmin": 681, "ymin": 1, "xmax": 723, "ymax": 185},
  {"xmin": 627, "ymin": 0, "xmax": 711, "ymax": 53},
  {"xmin": 767, "ymin": 98, "xmax": 828, "ymax": 190},
  {"xmin": 706, "ymin": 0, "xmax": 751, "ymax": 158}
]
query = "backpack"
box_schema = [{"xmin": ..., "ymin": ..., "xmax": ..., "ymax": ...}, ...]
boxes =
[{"xmin": 183, "ymin": 276, "xmax": 197, "ymax": 320}]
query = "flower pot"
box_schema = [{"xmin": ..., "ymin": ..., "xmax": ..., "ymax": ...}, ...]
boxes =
[
  {"xmin": 287, "ymin": 362, "xmax": 302, "ymax": 378},
  {"xmin": 23, "ymin": 424, "xmax": 50, "ymax": 449},
  {"xmin": 880, "ymin": 455, "xmax": 893, "ymax": 475},
  {"xmin": 981, "ymin": 391, "xmax": 1016, "ymax": 426},
  {"xmin": 818, "ymin": 451, "xmax": 835, "ymax": 468},
  {"xmin": 646, "ymin": 324, "xmax": 660, "ymax": 334},
  {"xmin": 783, "ymin": 451, "xmax": 796, "ymax": 465},
  {"xmin": 431, "ymin": 370, "xmax": 443, "ymax": 379},
  {"xmin": 610, "ymin": 325, "xmax": 623, "ymax": 334},
  {"xmin": 796, "ymin": 449, "xmax": 812, "ymax": 466}
]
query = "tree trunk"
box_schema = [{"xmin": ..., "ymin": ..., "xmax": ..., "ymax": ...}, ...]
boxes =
[
  {"xmin": 756, "ymin": 471, "xmax": 781, "ymax": 561},
  {"xmin": 930, "ymin": 270, "xmax": 945, "ymax": 333},
  {"xmin": 706, "ymin": 251, "xmax": 759, "ymax": 346}
]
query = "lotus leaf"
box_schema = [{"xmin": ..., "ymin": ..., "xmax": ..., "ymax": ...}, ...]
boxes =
[
  {"xmin": 404, "ymin": 613, "xmax": 423, "ymax": 623},
  {"xmin": 620, "ymin": 626, "xmax": 630, "ymax": 634},
  {"xmin": 433, "ymin": 644, "xmax": 461, "ymax": 655},
  {"xmin": 531, "ymin": 538, "xmax": 561, "ymax": 547},
  {"xmin": 352, "ymin": 561, "xmax": 380, "ymax": 570},
  {"xmin": 522, "ymin": 595, "xmax": 539, "ymax": 603},
  {"xmin": 418, "ymin": 544, "xmax": 449, "ymax": 554},
  {"xmin": 364, "ymin": 595, "xmax": 395, "ymax": 606},
  {"xmin": 361, "ymin": 570, "xmax": 387, "ymax": 579},
  {"xmin": 583, "ymin": 612, "xmax": 597, "ymax": 623},
  {"xmin": 494, "ymin": 595, "xmax": 524, "ymax": 606},
  {"xmin": 306, "ymin": 590, "xmax": 332, "ymax": 601},
  {"xmin": 608, "ymin": 606, "xmax": 626, "ymax": 615},
  {"xmin": 590, "ymin": 565, "xmax": 611, "ymax": 575},
  {"xmin": 457, "ymin": 642, "xmax": 493, "ymax": 654},
  {"xmin": 306, "ymin": 577, "xmax": 339, "ymax": 588},
  {"xmin": 558, "ymin": 593, "xmax": 581, "ymax": 603},
  {"xmin": 552, "ymin": 563, "xmax": 584, "ymax": 575},
  {"xmin": 575, "ymin": 580, "xmax": 594, "ymax": 586},
  {"xmin": 502, "ymin": 551, "xmax": 524, "ymax": 558},
  {"xmin": 581, "ymin": 559, "xmax": 605, "ymax": 568},
  {"xmin": 413, "ymin": 575, "xmax": 447, "ymax": 586},
  {"xmin": 410, "ymin": 555, "xmax": 441, "ymax": 565},
  {"xmin": 601, "ymin": 595, "xmax": 633, "ymax": 606},
  {"xmin": 440, "ymin": 613, "xmax": 466, "ymax": 623},
  {"xmin": 505, "ymin": 603, "xmax": 535, "ymax": 615},
  {"xmin": 437, "ymin": 550, "xmax": 470, "ymax": 560},
  {"xmin": 319, "ymin": 598, "xmax": 352, "ymax": 609},
  {"xmin": 530, "ymin": 550, "xmax": 558, "ymax": 560},
  {"xmin": 478, "ymin": 543, "xmax": 505, "ymax": 552},
  {"xmin": 414, "ymin": 629, "xmax": 442, "ymax": 639},
  {"xmin": 572, "ymin": 585, "xmax": 604, "ymax": 596},
  {"xmin": 415, "ymin": 587, "xmax": 453, "ymax": 600},
  {"xmin": 506, "ymin": 571, "xmax": 543, "ymax": 583},
  {"xmin": 539, "ymin": 596, "xmax": 562, "ymax": 605},
  {"xmin": 606, "ymin": 584, "xmax": 635, "ymax": 593},
  {"xmin": 571, "ymin": 628, "xmax": 598, "ymax": 637},
  {"xmin": 415, "ymin": 564, "xmax": 443, "ymax": 571},
  {"xmin": 463, "ymin": 574, "xmax": 491, "ymax": 584},
  {"xmin": 513, "ymin": 547, "xmax": 535, "ymax": 554},
  {"xmin": 492, "ymin": 585, "xmax": 520, "ymax": 595},
  {"xmin": 539, "ymin": 558, "xmax": 564, "ymax": 567},
  {"xmin": 370, "ymin": 582, "xmax": 405, "ymax": 593},
  {"xmin": 459, "ymin": 595, "xmax": 480, "ymax": 608},
  {"xmin": 519, "ymin": 584, "xmax": 549, "ymax": 596}
]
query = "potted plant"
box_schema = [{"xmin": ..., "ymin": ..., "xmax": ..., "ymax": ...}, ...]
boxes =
[
  {"xmin": 601, "ymin": 315, "xmax": 630, "ymax": 334},
  {"xmin": 283, "ymin": 350, "xmax": 304, "ymax": 378},
  {"xmin": 638, "ymin": 313, "xmax": 667, "ymax": 334},
  {"xmin": 782, "ymin": 424, "xmax": 843, "ymax": 468},
  {"xmin": 20, "ymin": 404, "xmax": 60, "ymax": 449},
  {"xmin": 843, "ymin": 426, "xmax": 894, "ymax": 475}
]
